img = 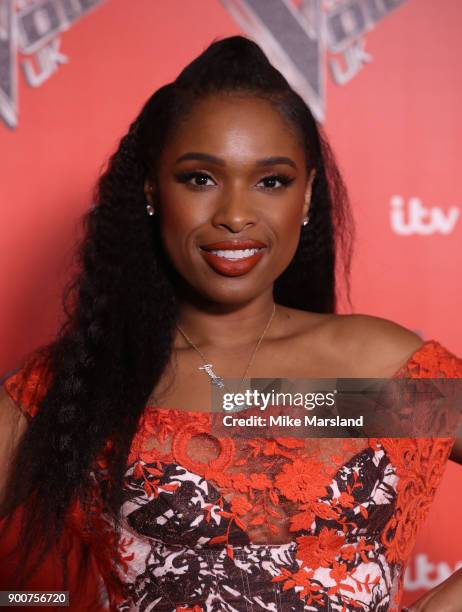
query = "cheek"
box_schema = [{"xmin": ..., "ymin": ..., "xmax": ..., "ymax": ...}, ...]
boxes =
[
  {"xmin": 274, "ymin": 207, "xmax": 306, "ymax": 281},
  {"xmin": 270, "ymin": 202, "xmax": 303, "ymax": 253},
  {"xmin": 157, "ymin": 197, "xmax": 205, "ymax": 266},
  {"xmin": 159, "ymin": 214, "xmax": 189, "ymax": 260},
  {"xmin": 158, "ymin": 183, "xmax": 211, "ymax": 230}
]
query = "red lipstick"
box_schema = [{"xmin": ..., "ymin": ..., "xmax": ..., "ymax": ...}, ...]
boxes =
[{"xmin": 199, "ymin": 239, "xmax": 267, "ymax": 277}]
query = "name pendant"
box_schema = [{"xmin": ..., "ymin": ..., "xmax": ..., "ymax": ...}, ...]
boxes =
[{"xmin": 199, "ymin": 363, "xmax": 225, "ymax": 388}]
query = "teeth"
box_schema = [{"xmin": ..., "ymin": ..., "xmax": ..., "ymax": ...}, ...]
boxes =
[{"xmin": 208, "ymin": 248, "xmax": 262, "ymax": 260}]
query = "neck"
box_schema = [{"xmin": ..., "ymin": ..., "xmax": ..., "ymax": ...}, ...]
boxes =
[{"xmin": 175, "ymin": 291, "xmax": 278, "ymax": 351}]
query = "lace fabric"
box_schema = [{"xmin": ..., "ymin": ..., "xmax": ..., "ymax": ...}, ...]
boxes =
[
  {"xmin": 3, "ymin": 339, "xmax": 462, "ymax": 612},
  {"xmin": 127, "ymin": 408, "xmax": 372, "ymax": 546}
]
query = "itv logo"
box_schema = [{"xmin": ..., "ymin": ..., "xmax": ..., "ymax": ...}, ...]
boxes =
[{"xmin": 390, "ymin": 196, "xmax": 460, "ymax": 236}]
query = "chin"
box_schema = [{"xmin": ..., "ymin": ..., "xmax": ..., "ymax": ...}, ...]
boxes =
[{"xmin": 192, "ymin": 281, "xmax": 264, "ymax": 307}]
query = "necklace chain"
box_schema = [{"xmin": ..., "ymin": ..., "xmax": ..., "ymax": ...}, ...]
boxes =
[{"xmin": 176, "ymin": 303, "xmax": 276, "ymax": 389}]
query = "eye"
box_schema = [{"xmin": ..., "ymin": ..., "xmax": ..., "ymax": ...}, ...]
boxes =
[
  {"xmin": 175, "ymin": 171, "xmax": 216, "ymax": 189},
  {"xmin": 257, "ymin": 174, "xmax": 295, "ymax": 190}
]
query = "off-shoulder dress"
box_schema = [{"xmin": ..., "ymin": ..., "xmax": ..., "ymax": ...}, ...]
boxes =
[{"xmin": 3, "ymin": 339, "xmax": 462, "ymax": 612}]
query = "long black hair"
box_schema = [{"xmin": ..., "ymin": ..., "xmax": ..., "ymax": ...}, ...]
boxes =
[{"xmin": 0, "ymin": 35, "xmax": 354, "ymax": 592}]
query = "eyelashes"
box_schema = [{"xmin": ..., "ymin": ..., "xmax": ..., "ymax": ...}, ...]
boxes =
[
  {"xmin": 259, "ymin": 174, "xmax": 295, "ymax": 190},
  {"xmin": 174, "ymin": 171, "xmax": 295, "ymax": 191},
  {"xmin": 175, "ymin": 172, "xmax": 213, "ymax": 189}
]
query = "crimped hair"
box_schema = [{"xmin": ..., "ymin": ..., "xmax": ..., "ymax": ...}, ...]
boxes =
[{"xmin": 0, "ymin": 35, "xmax": 354, "ymax": 594}]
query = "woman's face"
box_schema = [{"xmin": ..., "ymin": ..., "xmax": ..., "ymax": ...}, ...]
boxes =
[{"xmin": 146, "ymin": 94, "xmax": 314, "ymax": 305}]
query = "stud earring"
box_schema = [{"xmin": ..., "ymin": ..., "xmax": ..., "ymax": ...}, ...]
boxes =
[
  {"xmin": 145, "ymin": 184, "xmax": 155, "ymax": 216},
  {"xmin": 303, "ymin": 193, "xmax": 311, "ymax": 226}
]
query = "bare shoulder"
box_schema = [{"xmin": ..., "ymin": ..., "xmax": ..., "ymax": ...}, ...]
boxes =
[
  {"xmin": 279, "ymin": 307, "xmax": 424, "ymax": 377},
  {"xmin": 0, "ymin": 383, "xmax": 28, "ymax": 432},
  {"xmin": 0, "ymin": 384, "xmax": 29, "ymax": 503},
  {"xmin": 325, "ymin": 313, "xmax": 424, "ymax": 376}
]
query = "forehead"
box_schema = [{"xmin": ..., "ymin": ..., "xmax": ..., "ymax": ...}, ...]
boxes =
[{"xmin": 161, "ymin": 94, "xmax": 305, "ymax": 166}]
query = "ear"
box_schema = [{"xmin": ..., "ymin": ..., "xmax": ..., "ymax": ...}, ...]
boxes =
[
  {"xmin": 144, "ymin": 178, "xmax": 155, "ymax": 205},
  {"xmin": 302, "ymin": 170, "xmax": 316, "ymax": 220}
]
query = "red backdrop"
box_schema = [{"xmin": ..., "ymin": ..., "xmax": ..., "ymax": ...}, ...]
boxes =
[{"xmin": 1, "ymin": 0, "xmax": 461, "ymax": 605}]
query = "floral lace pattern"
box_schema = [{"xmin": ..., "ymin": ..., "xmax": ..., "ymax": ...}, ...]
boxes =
[{"xmin": 3, "ymin": 339, "xmax": 462, "ymax": 611}]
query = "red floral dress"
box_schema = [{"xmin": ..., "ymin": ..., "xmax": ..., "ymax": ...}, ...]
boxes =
[{"xmin": 3, "ymin": 339, "xmax": 462, "ymax": 612}]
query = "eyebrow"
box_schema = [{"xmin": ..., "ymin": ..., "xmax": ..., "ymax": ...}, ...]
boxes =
[{"xmin": 175, "ymin": 152, "xmax": 297, "ymax": 169}]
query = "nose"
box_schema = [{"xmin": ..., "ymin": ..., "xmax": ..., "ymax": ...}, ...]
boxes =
[{"xmin": 211, "ymin": 186, "xmax": 258, "ymax": 233}]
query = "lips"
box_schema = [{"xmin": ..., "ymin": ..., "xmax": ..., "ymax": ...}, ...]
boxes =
[
  {"xmin": 199, "ymin": 239, "xmax": 267, "ymax": 277},
  {"xmin": 200, "ymin": 239, "xmax": 267, "ymax": 250}
]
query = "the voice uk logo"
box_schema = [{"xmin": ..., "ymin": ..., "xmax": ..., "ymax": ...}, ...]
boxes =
[
  {"xmin": 0, "ymin": 0, "xmax": 408, "ymax": 130},
  {"xmin": 0, "ymin": 0, "xmax": 105, "ymax": 130},
  {"xmin": 220, "ymin": 0, "xmax": 408, "ymax": 122}
]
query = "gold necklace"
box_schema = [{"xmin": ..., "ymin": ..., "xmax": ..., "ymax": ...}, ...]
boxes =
[{"xmin": 176, "ymin": 303, "xmax": 276, "ymax": 389}]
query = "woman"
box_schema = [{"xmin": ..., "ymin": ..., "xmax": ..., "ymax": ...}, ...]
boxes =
[{"xmin": 1, "ymin": 35, "xmax": 461, "ymax": 612}]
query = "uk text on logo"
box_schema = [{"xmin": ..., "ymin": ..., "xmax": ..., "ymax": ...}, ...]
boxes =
[
  {"xmin": 220, "ymin": 0, "xmax": 408, "ymax": 122},
  {"xmin": 0, "ymin": 0, "xmax": 105, "ymax": 129}
]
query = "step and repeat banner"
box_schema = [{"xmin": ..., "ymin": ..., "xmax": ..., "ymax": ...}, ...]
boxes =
[{"xmin": 1, "ymin": 0, "xmax": 461, "ymax": 605}]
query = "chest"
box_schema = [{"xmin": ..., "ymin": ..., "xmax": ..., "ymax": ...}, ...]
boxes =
[{"xmin": 149, "ymin": 340, "xmax": 358, "ymax": 413}]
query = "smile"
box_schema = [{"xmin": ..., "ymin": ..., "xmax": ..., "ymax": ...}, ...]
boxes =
[
  {"xmin": 199, "ymin": 246, "xmax": 266, "ymax": 277},
  {"xmin": 207, "ymin": 248, "xmax": 264, "ymax": 260}
]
